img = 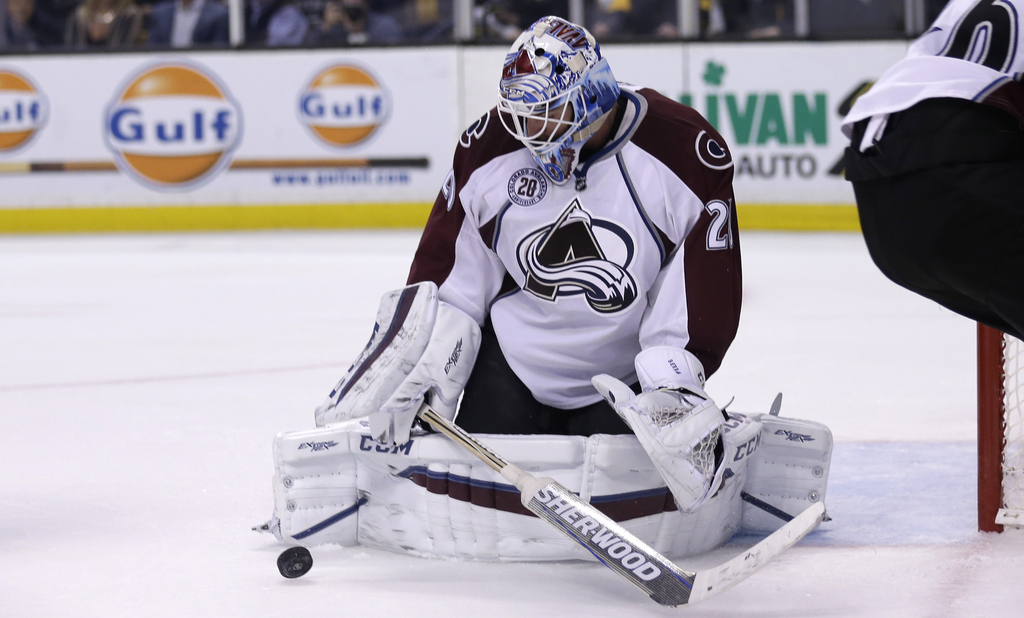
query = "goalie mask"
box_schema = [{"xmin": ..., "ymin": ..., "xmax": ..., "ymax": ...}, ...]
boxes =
[{"xmin": 497, "ymin": 16, "xmax": 620, "ymax": 185}]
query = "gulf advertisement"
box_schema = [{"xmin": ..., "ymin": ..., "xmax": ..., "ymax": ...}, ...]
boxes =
[{"xmin": 0, "ymin": 48, "xmax": 457, "ymax": 222}]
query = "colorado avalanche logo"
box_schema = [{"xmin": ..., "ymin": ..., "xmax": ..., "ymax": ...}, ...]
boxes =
[{"xmin": 516, "ymin": 198, "xmax": 637, "ymax": 313}]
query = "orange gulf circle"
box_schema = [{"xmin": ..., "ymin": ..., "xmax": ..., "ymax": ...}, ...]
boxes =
[
  {"xmin": 305, "ymin": 65, "xmax": 386, "ymax": 146},
  {"xmin": 0, "ymin": 70, "xmax": 41, "ymax": 151},
  {"xmin": 113, "ymin": 65, "xmax": 232, "ymax": 185}
]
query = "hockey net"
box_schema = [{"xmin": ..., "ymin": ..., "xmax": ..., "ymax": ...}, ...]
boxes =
[{"xmin": 978, "ymin": 324, "xmax": 1024, "ymax": 531}]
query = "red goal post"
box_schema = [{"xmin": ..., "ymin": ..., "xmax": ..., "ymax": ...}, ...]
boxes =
[{"xmin": 978, "ymin": 324, "xmax": 1024, "ymax": 532}]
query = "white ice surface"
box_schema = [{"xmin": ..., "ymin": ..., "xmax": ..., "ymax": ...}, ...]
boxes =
[{"xmin": 2, "ymin": 230, "xmax": 1022, "ymax": 617}]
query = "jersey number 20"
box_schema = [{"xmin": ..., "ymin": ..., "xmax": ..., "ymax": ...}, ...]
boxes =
[{"xmin": 940, "ymin": 0, "xmax": 1019, "ymax": 72}]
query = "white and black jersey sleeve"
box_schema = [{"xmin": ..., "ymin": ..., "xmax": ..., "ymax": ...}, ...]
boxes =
[{"xmin": 844, "ymin": 0, "xmax": 1024, "ymax": 149}]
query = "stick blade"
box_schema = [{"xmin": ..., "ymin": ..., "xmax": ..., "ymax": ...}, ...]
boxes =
[{"xmin": 687, "ymin": 501, "xmax": 826, "ymax": 604}]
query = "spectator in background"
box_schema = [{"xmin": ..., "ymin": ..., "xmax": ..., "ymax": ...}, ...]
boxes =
[
  {"xmin": 2, "ymin": 0, "xmax": 43, "ymax": 49},
  {"xmin": 65, "ymin": 0, "xmax": 143, "ymax": 47},
  {"xmin": 479, "ymin": 0, "xmax": 519, "ymax": 39},
  {"xmin": 589, "ymin": 0, "xmax": 677, "ymax": 38},
  {"xmin": 479, "ymin": 0, "xmax": 567, "ymax": 40},
  {"xmin": 715, "ymin": 0, "xmax": 793, "ymax": 38},
  {"xmin": 630, "ymin": 0, "xmax": 678, "ymax": 37},
  {"xmin": 926, "ymin": 0, "xmax": 949, "ymax": 21},
  {"xmin": 505, "ymin": 0, "xmax": 566, "ymax": 27},
  {"xmin": 147, "ymin": 0, "xmax": 229, "ymax": 47},
  {"xmin": 5, "ymin": 0, "xmax": 74, "ymax": 46},
  {"xmin": 398, "ymin": 0, "xmax": 452, "ymax": 41},
  {"xmin": 586, "ymin": 0, "xmax": 628, "ymax": 38},
  {"xmin": 248, "ymin": 0, "xmax": 308, "ymax": 45},
  {"xmin": 308, "ymin": 0, "xmax": 343, "ymax": 42},
  {"xmin": 310, "ymin": 0, "xmax": 400, "ymax": 45}
]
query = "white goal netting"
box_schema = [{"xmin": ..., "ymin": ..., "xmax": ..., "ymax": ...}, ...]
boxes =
[{"xmin": 997, "ymin": 334, "xmax": 1024, "ymax": 527}]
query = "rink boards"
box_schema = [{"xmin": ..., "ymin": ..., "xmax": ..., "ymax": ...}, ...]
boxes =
[{"xmin": 0, "ymin": 41, "xmax": 908, "ymax": 233}]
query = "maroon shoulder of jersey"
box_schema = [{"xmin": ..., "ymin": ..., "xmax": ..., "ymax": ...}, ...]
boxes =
[
  {"xmin": 407, "ymin": 108, "xmax": 523, "ymax": 287},
  {"xmin": 453, "ymin": 108, "xmax": 524, "ymax": 186},
  {"xmin": 631, "ymin": 88, "xmax": 735, "ymax": 203}
]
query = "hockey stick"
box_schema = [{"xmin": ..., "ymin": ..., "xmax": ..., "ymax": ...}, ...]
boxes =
[{"xmin": 417, "ymin": 404, "xmax": 825, "ymax": 607}]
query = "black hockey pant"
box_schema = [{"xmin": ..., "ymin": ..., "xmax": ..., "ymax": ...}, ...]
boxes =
[
  {"xmin": 454, "ymin": 318, "xmax": 635, "ymax": 436},
  {"xmin": 848, "ymin": 99, "xmax": 1024, "ymax": 341}
]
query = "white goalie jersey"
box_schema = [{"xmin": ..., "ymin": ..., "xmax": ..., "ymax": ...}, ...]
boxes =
[
  {"xmin": 407, "ymin": 85, "xmax": 742, "ymax": 409},
  {"xmin": 844, "ymin": 0, "xmax": 1024, "ymax": 150}
]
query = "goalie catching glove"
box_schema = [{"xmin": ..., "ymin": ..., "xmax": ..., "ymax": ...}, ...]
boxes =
[
  {"xmin": 315, "ymin": 281, "xmax": 481, "ymax": 446},
  {"xmin": 592, "ymin": 346, "xmax": 726, "ymax": 513}
]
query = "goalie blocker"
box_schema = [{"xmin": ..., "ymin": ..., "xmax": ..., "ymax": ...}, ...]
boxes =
[{"xmin": 314, "ymin": 281, "xmax": 482, "ymax": 446}]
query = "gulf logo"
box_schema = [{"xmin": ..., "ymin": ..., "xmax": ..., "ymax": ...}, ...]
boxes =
[
  {"xmin": 299, "ymin": 64, "xmax": 390, "ymax": 148},
  {"xmin": 0, "ymin": 69, "xmax": 48, "ymax": 153},
  {"xmin": 104, "ymin": 63, "xmax": 242, "ymax": 189}
]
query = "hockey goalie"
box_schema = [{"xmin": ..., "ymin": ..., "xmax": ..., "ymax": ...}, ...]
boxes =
[
  {"xmin": 262, "ymin": 283, "xmax": 831, "ymax": 560},
  {"xmin": 261, "ymin": 16, "xmax": 832, "ymax": 562}
]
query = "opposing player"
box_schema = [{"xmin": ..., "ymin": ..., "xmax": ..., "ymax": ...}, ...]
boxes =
[
  {"xmin": 843, "ymin": 0, "xmax": 1024, "ymax": 340},
  {"xmin": 262, "ymin": 17, "xmax": 831, "ymax": 560}
]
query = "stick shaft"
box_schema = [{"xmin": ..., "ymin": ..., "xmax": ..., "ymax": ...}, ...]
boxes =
[{"xmin": 417, "ymin": 405, "xmax": 508, "ymax": 473}]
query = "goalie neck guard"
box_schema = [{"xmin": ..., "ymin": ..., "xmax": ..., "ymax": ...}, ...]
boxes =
[{"xmin": 497, "ymin": 16, "xmax": 620, "ymax": 185}]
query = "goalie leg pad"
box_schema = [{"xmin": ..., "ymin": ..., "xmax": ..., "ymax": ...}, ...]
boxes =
[
  {"xmin": 739, "ymin": 414, "xmax": 833, "ymax": 533},
  {"xmin": 270, "ymin": 423, "xmax": 364, "ymax": 546},
  {"xmin": 267, "ymin": 423, "xmax": 759, "ymax": 559}
]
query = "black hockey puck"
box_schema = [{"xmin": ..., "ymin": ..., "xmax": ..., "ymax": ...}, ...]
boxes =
[{"xmin": 277, "ymin": 546, "xmax": 313, "ymax": 579}]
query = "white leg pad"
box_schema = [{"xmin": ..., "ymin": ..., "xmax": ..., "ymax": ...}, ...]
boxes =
[
  {"xmin": 266, "ymin": 414, "xmax": 772, "ymax": 560},
  {"xmin": 270, "ymin": 423, "xmax": 365, "ymax": 545},
  {"xmin": 739, "ymin": 414, "xmax": 833, "ymax": 533}
]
